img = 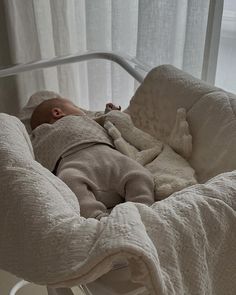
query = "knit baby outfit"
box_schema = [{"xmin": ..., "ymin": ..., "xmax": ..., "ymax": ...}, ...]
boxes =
[
  {"xmin": 31, "ymin": 115, "xmax": 154, "ymax": 218},
  {"xmin": 31, "ymin": 115, "xmax": 114, "ymax": 171}
]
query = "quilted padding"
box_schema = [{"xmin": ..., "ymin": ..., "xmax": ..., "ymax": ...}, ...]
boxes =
[{"xmin": 127, "ymin": 65, "xmax": 236, "ymax": 182}]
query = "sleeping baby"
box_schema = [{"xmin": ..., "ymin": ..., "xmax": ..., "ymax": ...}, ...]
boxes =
[{"xmin": 30, "ymin": 98, "xmax": 154, "ymax": 219}]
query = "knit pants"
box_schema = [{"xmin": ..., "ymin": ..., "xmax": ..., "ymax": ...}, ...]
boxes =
[{"xmin": 57, "ymin": 144, "xmax": 154, "ymax": 219}]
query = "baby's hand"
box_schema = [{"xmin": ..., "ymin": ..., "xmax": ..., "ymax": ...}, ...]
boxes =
[
  {"xmin": 104, "ymin": 121, "xmax": 121, "ymax": 139},
  {"xmin": 105, "ymin": 102, "xmax": 121, "ymax": 113}
]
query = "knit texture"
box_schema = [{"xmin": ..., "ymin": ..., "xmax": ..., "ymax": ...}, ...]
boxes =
[
  {"xmin": 126, "ymin": 64, "xmax": 236, "ymax": 183},
  {"xmin": 1, "ymin": 113, "xmax": 236, "ymax": 295},
  {"xmin": 31, "ymin": 115, "xmax": 114, "ymax": 171},
  {"xmin": 101, "ymin": 110, "xmax": 197, "ymax": 199},
  {"xmin": 2, "ymin": 64, "xmax": 236, "ymax": 294}
]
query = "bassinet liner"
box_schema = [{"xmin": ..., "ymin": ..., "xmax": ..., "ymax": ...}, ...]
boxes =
[{"xmin": 1, "ymin": 64, "xmax": 236, "ymax": 295}]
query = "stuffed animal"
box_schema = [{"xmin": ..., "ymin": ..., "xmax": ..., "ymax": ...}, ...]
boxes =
[
  {"xmin": 101, "ymin": 108, "xmax": 192, "ymax": 160},
  {"xmin": 103, "ymin": 112, "xmax": 163, "ymax": 166},
  {"xmin": 96, "ymin": 108, "xmax": 197, "ymax": 200}
]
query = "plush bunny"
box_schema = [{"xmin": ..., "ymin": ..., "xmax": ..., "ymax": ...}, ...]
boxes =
[
  {"xmin": 103, "ymin": 111, "xmax": 163, "ymax": 166},
  {"xmin": 101, "ymin": 108, "xmax": 192, "ymax": 160},
  {"xmin": 96, "ymin": 109, "xmax": 197, "ymax": 200}
]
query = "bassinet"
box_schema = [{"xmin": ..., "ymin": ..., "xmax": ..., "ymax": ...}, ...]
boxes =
[{"xmin": 0, "ymin": 52, "xmax": 236, "ymax": 295}]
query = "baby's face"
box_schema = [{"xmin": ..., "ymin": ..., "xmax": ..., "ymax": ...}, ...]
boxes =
[{"xmin": 62, "ymin": 100, "xmax": 86, "ymax": 116}]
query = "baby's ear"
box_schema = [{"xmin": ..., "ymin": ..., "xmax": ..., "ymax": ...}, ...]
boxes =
[{"xmin": 51, "ymin": 107, "xmax": 65, "ymax": 119}]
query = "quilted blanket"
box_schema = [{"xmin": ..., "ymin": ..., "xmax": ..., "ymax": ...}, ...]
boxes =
[{"xmin": 1, "ymin": 112, "xmax": 236, "ymax": 295}]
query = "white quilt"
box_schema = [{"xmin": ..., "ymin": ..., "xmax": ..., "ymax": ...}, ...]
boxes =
[{"xmin": 0, "ymin": 113, "xmax": 236, "ymax": 295}]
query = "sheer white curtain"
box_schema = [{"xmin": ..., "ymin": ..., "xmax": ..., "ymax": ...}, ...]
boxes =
[
  {"xmin": 215, "ymin": 0, "xmax": 236, "ymax": 93},
  {"xmin": 3, "ymin": 0, "xmax": 210, "ymax": 113}
]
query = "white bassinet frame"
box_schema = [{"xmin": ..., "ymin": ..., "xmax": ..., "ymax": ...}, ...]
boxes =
[
  {"xmin": 0, "ymin": 50, "xmax": 151, "ymax": 83},
  {"xmin": 0, "ymin": 51, "xmax": 152, "ymax": 295}
]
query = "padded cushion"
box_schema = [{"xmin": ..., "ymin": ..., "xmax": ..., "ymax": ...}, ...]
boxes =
[
  {"xmin": 126, "ymin": 65, "xmax": 236, "ymax": 182},
  {"xmin": 0, "ymin": 113, "xmax": 87, "ymax": 282}
]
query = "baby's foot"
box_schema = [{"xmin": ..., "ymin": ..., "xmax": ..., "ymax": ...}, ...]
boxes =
[{"xmin": 168, "ymin": 108, "xmax": 192, "ymax": 159}]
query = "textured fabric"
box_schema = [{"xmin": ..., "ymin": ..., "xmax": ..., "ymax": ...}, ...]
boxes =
[
  {"xmin": 57, "ymin": 144, "xmax": 154, "ymax": 219},
  {"xmin": 1, "ymin": 64, "xmax": 236, "ymax": 294},
  {"xmin": 30, "ymin": 104, "xmax": 196, "ymax": 201},
  {"xmin": 126, "ymin": 64, "xmax": 236, "ymax": 183},
  {"xmin": 102, "ymin": 110, "xmax": 197, "ymax": 199},
  {"xmin": 146, "ymin": 144, "xmax": 197, "ymax": 199},
  {"xmin": 1, "ymin": 113, "xmax": 236, "ymax": 295},
  {"xmin": 19, "ymin": 90, "xmax": 196, "ymax": 201},
  {"xmin": 31, "ymin": 115, "xmax": 114, "ymax": 172}
]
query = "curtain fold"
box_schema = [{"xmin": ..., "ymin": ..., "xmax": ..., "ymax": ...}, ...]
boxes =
[
  {"xmin": 2, "ymin": 0, "xmax": 211, "ymax": 113},
  {"xmin": 0, "ymin": 1, "xmax": 19, "ymax": 115},
  {"xmin": 215, "ymin": 0, "xmax": 236, "ymax": 93}
]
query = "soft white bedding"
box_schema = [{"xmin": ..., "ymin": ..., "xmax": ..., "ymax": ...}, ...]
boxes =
[
  {"xmin": 127, "ymin": 65, "xmax": 236, "ymax": 183},
  {"xmin": 100, "ymin": 109, "xmax": 197, "ymax": 199},
  {"xmin": 0, "ymin": 113, "xmax": 236, "ymax": 295},
  {"xmin": 19, "ymin": 89, "xmax": 198, "ymax": 200},
  {"xmin": 1, "ymin": 64, "xmax": 236, "ymax": 295}
]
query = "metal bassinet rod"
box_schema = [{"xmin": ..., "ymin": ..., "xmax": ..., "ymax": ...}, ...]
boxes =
[{"xmin": 0, "ymin": 51, "xmax": 150, "ymax": 83}]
